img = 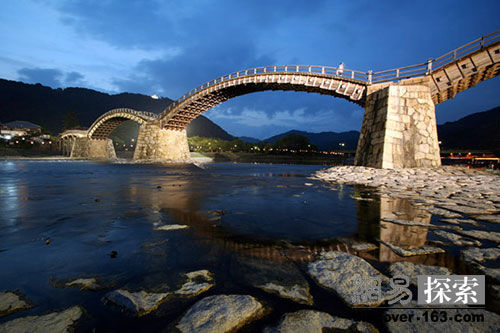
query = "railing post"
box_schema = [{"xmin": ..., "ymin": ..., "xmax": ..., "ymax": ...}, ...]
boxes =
[
  {"xmin": 321, "ymin": 66, "xmax": 324, "ymax": 74},
  {"xmin": 396, "ymin": 68, "xmax": 399, "ymax": 78},
  {"xmin": 296, "ymin": 65, "xmax": 299, "ymax": 72},
  {"xmin": 427, "ymin": 59, "xmax": 433, "ymax": 74},
  {"xmin": 368, "ymin": 70, "xmax": 373, "ymax": 84},
  {"xmin": 351, "ymin": 71, "xmax": 354, "ymax": 79},
  {"xmin": 480, "ymin": 37, "xmax": 484, "ymax": 49}
]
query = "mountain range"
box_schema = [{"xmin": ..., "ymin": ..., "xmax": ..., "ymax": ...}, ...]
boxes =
[{"xmin": 0, "ymin": 78, "xmax": 498, "ymax": 151}]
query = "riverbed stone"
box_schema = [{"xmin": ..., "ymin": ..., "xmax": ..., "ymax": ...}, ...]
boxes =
[
  {"xmin": 471, "ymin": 215, "xmax": 500, "ymax": 224},
  {"xmin": 264, "ymin": 310, "xmax": 378, "ymax": 333},
  {"xmin": 155, "ymin": 224, "xmax": 189, "ymax": 231},
  {"xmin": 176, "ymin": 294, "xmax": 264, "ymax": 333},
  {"xmin": 432, "ymin": 230, "xmax": 481, "ymax": 246},
  {"xmin": 175, "ymin": 270, "xmax": 214, "ymax": 297},
  {"xmin": 232, "ymin": 256, "xmax": 313, "ymax": 305},
  {"xmin": 0, "ymin": 292, "xmax": 32, "ymax": 317},
  {"xmin": 379, "ymin": 240, "xmax": 445, "ymax": 256},
  {"xmin": 64, "ymin": 277, "xmax": 101, "ymax": 290},
  {"xmin": 455, "ymin": 230, "xmax": 500, "ymax": 243},
  {"xmin": 0, "ymin": 306, "xmax": 83, "ymax": 333},
  {"xmin": 388, "ymin": 262, "xmax": 450, "ymax": 286},
  {"xmin": 103, "ymin": 289, "xmax": 172, "ymax": 316},
  {"xmin": 307, "ymin": 251, "xmax": 389, "ymax": 307},
  {"xmin": 462, "ymin": 247, "xmax": 500, "ymax": 263}
]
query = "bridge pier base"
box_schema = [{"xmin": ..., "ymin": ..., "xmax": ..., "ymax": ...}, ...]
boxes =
[
  {"xmin": 133, "ymin": 123, "xmax": 191, "ymax": 162},
  {"xmin": 355, "ymin": 80, "xmax": 441, "ymax": 168},
  {"xmin": 70, "ymin": 138, "xmax": 117, "ymax": 159}
]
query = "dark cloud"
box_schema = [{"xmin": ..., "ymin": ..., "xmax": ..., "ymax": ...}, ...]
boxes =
[
  {"xmin": 65, "ymin": 71, "xmax": 85, "ymax": 85},
  {"xmin": 17, "ymin": 67, "xmax": 63, "ymax": 87},
  {"xmin": 15, "ymin": 0, "xmax": 500, "ymax": 136}
]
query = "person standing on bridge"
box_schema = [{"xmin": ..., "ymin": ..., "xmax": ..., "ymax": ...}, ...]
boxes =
[{"xmin": 337, "ymin": 62, "xmax": 344, "ymax": 76}]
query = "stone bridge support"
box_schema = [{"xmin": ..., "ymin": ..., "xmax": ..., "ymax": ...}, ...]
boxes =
[
  {"xmin": 70, "ymin": 138, "xmax": 117, "ymax": 159},
  {"xmin": 355, "ymin": 78, "xmax": 441, "ymax": 168},
  {"xmin": 133, "ymin": 122, "xmax": 191, "ymax": 162}
]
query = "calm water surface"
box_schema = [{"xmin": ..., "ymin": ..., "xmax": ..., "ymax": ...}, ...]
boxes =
[{"xmin": 0, "ymin": 160, "xmax": 482, "ymax": 331}]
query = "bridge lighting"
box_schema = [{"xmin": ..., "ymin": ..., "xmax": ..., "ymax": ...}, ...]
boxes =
[{"xmin": 5, "ymin": 135, "xmax": 12, "ymax": 140}]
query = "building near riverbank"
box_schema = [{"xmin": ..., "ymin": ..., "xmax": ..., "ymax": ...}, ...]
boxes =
[{"xmin": 0, "ymin": 121, "xmax": 41, "ymax": 139}]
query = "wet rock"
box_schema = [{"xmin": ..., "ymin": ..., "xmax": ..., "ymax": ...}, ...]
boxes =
[
  {"xmin": 461, "ymin": 247, "xmax": 500, "ymax": 263},
  {"xmin": 385, "ymin": 304, "xmax": 500, "ymax": 333},
  {"xmin": 155, "ymin": 224, "xmax": 189, "ymax": 231},
  {"xmin": 232, "ymin": 256, "xmax": 313, "ymax": 305},
  {"xmin": 258, "ymin": 283, "xmax": 312, "ymax": 305},
  {"xmin": 438, "ymin": 204, "xmax": 498, "ymax": 215},
  {"xmin": 455, "ymin": 230, "xmax": 500, "ymax": 243},
  {"xmin": 207, "ymin": 210, "xmax": 226, "ymax": 216},
  {"xmin": 388, "ymin": 262, "xmax": 450, "ymax": 286},
  {"xmin": 0, "ymin": 292, "xmax": 32, "ymax": 317},
  {"xmin": 0, "ymin": 306, "xmax": 83, "ymax": 332},
  {"xmin": 338, "ymin": 237, "xmax": 378, "ymax": 252},
  {"xmin": 432, "ymin": 230, "xmax": 482, "ymax": 246},
  {"xmin": 264, "ymin": 309, "xmax": 378, "ymax": 333},
  {"xmin": 103, "ymin": 289, "xmax": 172, "ymax": 316},
  {"xmin": 109, "ymin": 250, "xmax": 118, "ymax": 258},
  {"xmin": 424, "ymin": 207, "xmax": 462, "ymax": 218},
  {"xmin": 175, "ymin": 270, "xmax": 214, "ymax": 297},
  {"xmin": 65, "ymin": 278, "xmax": 101, "ymax": 290},
  {"xmin": 307, "ymin": 251, "xmax": 389, "ymax": 307},
  {"xmin": 439, "ymin": 218, "xmax": 479, "ymax": 226},
  {"xmin": 379, "ymin": 240, "xmax": 445, "ymax": 257},
  {"xmin": 176, "ymin": 294, "xmax": 264, "ymax": 333},
  {"xmin": 471, "ymin": 215, "xmax": 500, "ymax": 224},
  {"xmin": 381, "ymin": 217, "xmax": 456, "ymax": 230}
]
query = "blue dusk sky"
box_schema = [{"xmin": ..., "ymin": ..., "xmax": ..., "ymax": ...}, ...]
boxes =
[{"xmin": 1, "ymin": 0, "xmax": 499, "ymax": 139}]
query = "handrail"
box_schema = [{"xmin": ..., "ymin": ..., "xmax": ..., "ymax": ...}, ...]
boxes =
[{"xmin": 160, "ymin": 29, "xmax": 500, "ymax": 118}]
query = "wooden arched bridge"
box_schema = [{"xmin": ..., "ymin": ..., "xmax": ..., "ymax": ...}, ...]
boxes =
[{"xmin": 64, "ymin": 30, "xmax": 500, "ymax": 167}]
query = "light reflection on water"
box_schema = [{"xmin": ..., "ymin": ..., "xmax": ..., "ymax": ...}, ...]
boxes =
[{"xmin": 0, "ymin": 160, "xmax": 481, "ymax": 331}]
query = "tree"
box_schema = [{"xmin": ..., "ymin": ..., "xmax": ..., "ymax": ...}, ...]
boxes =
[
  {"xmin": 274, "ymin": 133, "xmax": 317, "ymax": 151},
  {"xmin": 63, "ymin": 109, "xmax": 79, "ymax": 130}
]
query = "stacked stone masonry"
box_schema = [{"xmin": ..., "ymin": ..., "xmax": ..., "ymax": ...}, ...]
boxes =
[
  {"xmin": 133, "ymin": 123, "xmax": 191, "ymax": 162},
  {"xmin": 70, "ymin": 138, "xmax": 116, "ymax": 159},
  {"xmin": 355, "ymin": 81, "xmax": 441, "ymax": 168}
]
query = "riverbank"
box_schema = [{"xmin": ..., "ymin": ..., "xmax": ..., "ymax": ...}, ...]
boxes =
[{"xmin": 191, "ymin": 151, "xmax": 351, "ymax": 165}]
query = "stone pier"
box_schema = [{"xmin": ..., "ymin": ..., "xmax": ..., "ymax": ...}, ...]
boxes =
[
  {"xmin": 71, "ymin": 138, "xmax": 117, "ymax": 159},
  {"xmin": 355, "ymin": 78, "xmax": 441, "ymax": 168},
  {"xmin": 133, "ymin": 123, "xmax": 191, "ymax": 162}
]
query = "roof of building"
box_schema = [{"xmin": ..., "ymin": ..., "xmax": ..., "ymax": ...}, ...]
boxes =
[{"xmin": 3, "ymin": 121, "xmax": 41, "ymax": 129}]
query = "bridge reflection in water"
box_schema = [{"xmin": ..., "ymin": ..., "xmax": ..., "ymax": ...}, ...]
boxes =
[{"xmin": 124, "ymin": 175, "xmax": 459, "ymax": 272}]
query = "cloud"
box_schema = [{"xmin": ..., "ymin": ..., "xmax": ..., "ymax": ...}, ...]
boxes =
[
  {"xmin": 17, "ymin": 67, "xmax": 63, "ymax": 87},
  {"xmin": 65, "ymin": 71, "xmax": 85, "ymax": 85},
  {"xmin": 205, "ymin": 102, "xmax": 364, "ymax": 139}
]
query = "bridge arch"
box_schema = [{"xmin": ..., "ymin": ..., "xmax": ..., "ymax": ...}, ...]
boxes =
[
  {"xmin": 159, "ymin": 66, "xmax": 369, "ymax": 130},
  {"xmin": 87, "ymin": 108, "xmax": 158, "ymax": 139}
]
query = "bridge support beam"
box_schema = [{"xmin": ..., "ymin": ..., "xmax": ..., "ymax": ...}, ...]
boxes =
[
  {"xmin": 133, "ymin": 123, "xmax": 191, "ymax": 162},
  {"xmin": 355, "ymin": 79, "xmax": 441, "ymax": 168},
  {"xmin": 70, "ymin": 138, "xmax": 117, "ymax": 160}
]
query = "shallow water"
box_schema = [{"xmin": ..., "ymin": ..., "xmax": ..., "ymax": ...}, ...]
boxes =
[{"xmin": 0, "ymin": 160, "xmax": 496, "ymax": 331}]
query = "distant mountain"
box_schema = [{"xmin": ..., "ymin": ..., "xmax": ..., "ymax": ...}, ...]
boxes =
[
  {"xmin": 437, "ymin": 106, "xmax": 500, "ymax": 151},
  {"xmin": 0, "ymin": 78, "xmax": 234, "ymax": 141},
  {"xmin": 186, "ymin": 114, "xmax": 234, "ymax": 141},
  {"xmin": 239, "ymin": 136, "xmax": 260, "ymax": 144},
  {"xmin": 0, "ymin": 79, "xmax": 172, "ymax": 134},
  {"xmin": 264, "ymin": 130, "xmax": 360, "ymax": 150}
]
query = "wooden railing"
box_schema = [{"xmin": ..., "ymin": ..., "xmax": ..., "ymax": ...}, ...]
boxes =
[{"xmin": 159, "ymin": 29, "xmax": 500, "ymax": 118}]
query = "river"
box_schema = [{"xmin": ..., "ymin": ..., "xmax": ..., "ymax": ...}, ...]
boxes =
[{"xmin": 0, "ymin": 160, "xmax": 498, "ymax": 332}]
